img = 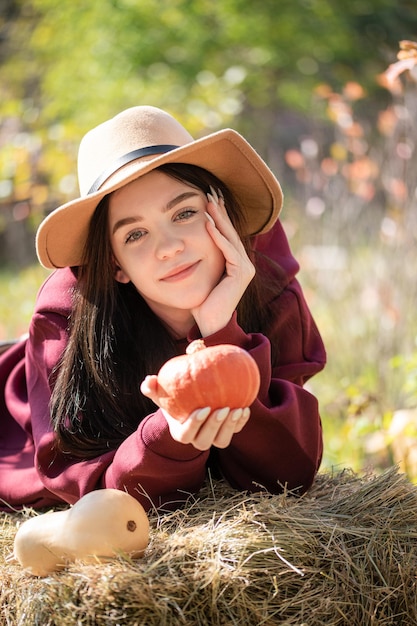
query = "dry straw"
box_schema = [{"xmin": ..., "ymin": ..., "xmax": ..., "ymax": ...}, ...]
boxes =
[{"xmin": 1, "ymin": 466, "xmax": 417, "ymax": 625}]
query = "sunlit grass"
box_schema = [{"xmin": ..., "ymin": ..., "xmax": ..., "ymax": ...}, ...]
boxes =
[{"xmin": 296, "ymin": 237, "xmax": 417, "ymax": 479}]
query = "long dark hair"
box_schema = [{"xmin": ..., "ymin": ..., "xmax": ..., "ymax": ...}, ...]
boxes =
[{"xmin": 50, "ymin": 163, "xmax": 287, "ymax": 457}]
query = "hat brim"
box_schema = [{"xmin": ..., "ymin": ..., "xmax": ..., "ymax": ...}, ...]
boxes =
[{"xmin": 36, "ymin": 129, "xmax": 283, "ymax": 268}]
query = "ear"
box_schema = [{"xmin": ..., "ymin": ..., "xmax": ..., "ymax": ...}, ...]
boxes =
[
  {"xmin": 115, "ymin": 267, "xmax": 130, "ymax": 284},
  {"xmin": 113, "ymin": 258, "xmax": 130, "ymax": 284}
]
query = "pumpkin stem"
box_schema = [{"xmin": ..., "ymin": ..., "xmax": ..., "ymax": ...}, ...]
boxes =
[{"xmin": 186, "ymin": 339, "xmax": 206, "ymax": 355}]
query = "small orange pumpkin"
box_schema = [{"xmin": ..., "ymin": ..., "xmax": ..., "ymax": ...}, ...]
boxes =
[{"xmin": 156, "ymin": 339, "xmax": 260, "ymax": 421}]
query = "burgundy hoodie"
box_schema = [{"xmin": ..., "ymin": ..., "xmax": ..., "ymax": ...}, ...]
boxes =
[{"xmin": 0, "ymin": 221, "xmax": 326, "ymax": 511}]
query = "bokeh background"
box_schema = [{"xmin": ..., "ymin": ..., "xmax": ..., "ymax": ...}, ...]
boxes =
[{"xmin": 1, "ymin": 0, "xmax": 416, "ymax": 480}]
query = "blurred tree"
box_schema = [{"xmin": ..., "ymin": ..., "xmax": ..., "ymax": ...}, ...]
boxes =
[
  {"xmin": 0, "ymin": 0, "xmax": 417, "ymax": 241},
  {"xmin": 3, "ymin": 0, "xmax": 417, "ymax": 129}
]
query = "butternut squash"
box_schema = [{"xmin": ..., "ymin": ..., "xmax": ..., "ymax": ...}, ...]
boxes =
[{"xmin": 12, "ymin": 489, "xmax": 149, "ymax": 576}]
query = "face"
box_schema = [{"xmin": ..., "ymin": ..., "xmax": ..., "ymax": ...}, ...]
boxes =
[{"xmin": 108, "ymin": 170, "xmax": 225, "ymax": 337}]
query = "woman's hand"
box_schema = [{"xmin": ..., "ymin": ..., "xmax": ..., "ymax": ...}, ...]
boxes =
[
  {"xmin": 140, "ymin": 374, "xmax": 251, "ymax": 450},
  {"xmin": 164, "ymin": 406, "xmax": 251, "ymax": 450},
  {"xmin": 192, "ymin": 186, "xmax": 255, "ymax": 337}
]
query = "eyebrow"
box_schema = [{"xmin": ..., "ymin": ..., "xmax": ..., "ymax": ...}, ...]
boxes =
[{"xmin": 111, "ymin": 191, "xmax": 200, "ymax": 235}]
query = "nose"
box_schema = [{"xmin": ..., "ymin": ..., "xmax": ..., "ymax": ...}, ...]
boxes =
[{"xmin": 155, "ymin": 229, "xmax": 185, "ymax": 260}]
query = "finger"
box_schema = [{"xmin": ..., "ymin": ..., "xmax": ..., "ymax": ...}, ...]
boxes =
[
  {"xmin": 140, "ymin": 375, "xmax": 158, "ymax": 399},
  {"xmin": 191, "ymin": 407, "xmax": 230, "ymax": 450},
  {"xmin": 205, "ymin": 200, "xmax": 246, "ymax": 259},
  {"xmin": 209, "ymin": 185, "xmax": 220, "ymax": 204},
  {"xmin": 206, "ymin": 189, "xmax": 239, "ymax": 239},
  {"xmin": 164, "ymin": 406, "xmax": 211, "ymax": 441},
  {"xmin": 212, "ymin": 407, "xmax": 251, "ymax": 448},
  {"xmin": 203, "ymin": 407, "xmax": 239, "ymax": 449},
  {"xmin": 230, "ymin": 407, "xmax": 251, "ymax": 433},
  {"xmin": 205, "ymin": 211, "xmax": 215, "ymax": 226},
  {"xmin": 209, "ymin": 186, "xmax": 228, "ymax": 217},
  {"xmin": 173, "ymin": 406, "xmax": 211, "ymax": 428}
]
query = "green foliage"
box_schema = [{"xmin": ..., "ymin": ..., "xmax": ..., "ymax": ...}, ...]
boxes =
[
  {"xmin": 1, "ymin": 0, "xmax": 417, "ymax": 215},
  {"xmin": 1, "ymin": 3, "xmax": 417, "ymax": 477},
  {"xmin": 390, "ymin": 352, "xmax": 417, "ymax": 408},
  {"xmin": 3, "ymin": 0, "xmax": 417, "ymax": 130}
]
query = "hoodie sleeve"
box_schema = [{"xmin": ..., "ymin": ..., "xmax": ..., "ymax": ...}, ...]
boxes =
[
  {"xmin": 26, "ymin": 268, "xmax": 210, "ymax": 512},
  {"xmin": 201, "ymin": 284, "xmax": 325, "ymax": 496}
]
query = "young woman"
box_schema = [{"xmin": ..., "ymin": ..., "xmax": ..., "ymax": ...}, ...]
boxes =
[{"xmin": 0, "ymin": 106, "xmax": 326, "ymax": 511}]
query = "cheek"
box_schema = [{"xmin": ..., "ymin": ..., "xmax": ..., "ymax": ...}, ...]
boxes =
[{"xmin": 111, "ymin": 241, "xmax": 148, "ymax": 286}]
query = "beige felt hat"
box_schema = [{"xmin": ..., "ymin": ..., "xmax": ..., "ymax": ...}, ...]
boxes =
[{"xmin": 36, "ymin": 105, "xmax": 283, "ymax": 268}]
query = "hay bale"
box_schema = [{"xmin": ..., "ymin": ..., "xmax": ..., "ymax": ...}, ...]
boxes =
[{"xmin": 1, "ymin": 466, "xmax": 417, "ymax": 625}]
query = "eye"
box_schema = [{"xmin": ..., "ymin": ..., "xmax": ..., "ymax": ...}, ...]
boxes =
[
  {"xmin": 125, "ymin": 229, "xmax": 146, "ymax": 244},
  {"xmin": 174, "ymin": 208, "xmax": 198, "ymax": 222}
]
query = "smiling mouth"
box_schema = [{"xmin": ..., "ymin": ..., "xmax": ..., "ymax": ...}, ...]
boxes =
[{"xmin": 160, "ymin": 262, "xmax": 200, "ymax": 282}]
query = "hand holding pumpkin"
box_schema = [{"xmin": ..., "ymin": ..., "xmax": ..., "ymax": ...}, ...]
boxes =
[
  {"xmin": 162, "ymin": 405, "xmax": 251, "ymax": 451},
  {"xmin": 141, "ymin": 340, "xmax": 260, "ymax": 450}
]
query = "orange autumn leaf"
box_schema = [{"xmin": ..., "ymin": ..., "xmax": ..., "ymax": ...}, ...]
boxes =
[
  {"xmin": 285, "ymin": 149, "xmax": 305, "ymax": 170},
  {"xmin": 320, "ymin": 157, "xmax": 339, "ymax": 177},
  {"xmin": 377, "ymin": 108, "xmax": 398, "ymax": 136},
  {"xmin": 343, "ymin": 157, "xmax": 379, "ymax": 181},
  {"xmin": 343, "ymin": 82, "xmax": 366, "ymax": 101}
]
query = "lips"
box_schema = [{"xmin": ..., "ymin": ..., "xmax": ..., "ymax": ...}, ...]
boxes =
[{"xmin": 160, "ymin": 261, "xmax": 200, "ymax": 282}]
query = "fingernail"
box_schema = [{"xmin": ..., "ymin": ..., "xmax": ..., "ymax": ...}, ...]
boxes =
[
  {"xmin": 196, "ymin": 407, "xmax": 211, "ymax": 421},
  {"xmin": 217, "ymin": 187, "xmax": 224, "ymax": 200},
  {"xmin": 243, "ymin": 407, "xmax": 251, "ymax": 419},
  {"xmin": 216, "ymin": 407, "xmax": 230, "ymax": 421},
  {"xmin": 209, "ymin": 185, "xmax": 219, "ymax": 203},
  {"xmin": 205, "ymin": 211, "xmax": 215, "ymax": 225},
  {"xmin": 231, "ymin": 408, "xmax": 243, "ymax": 422}
]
